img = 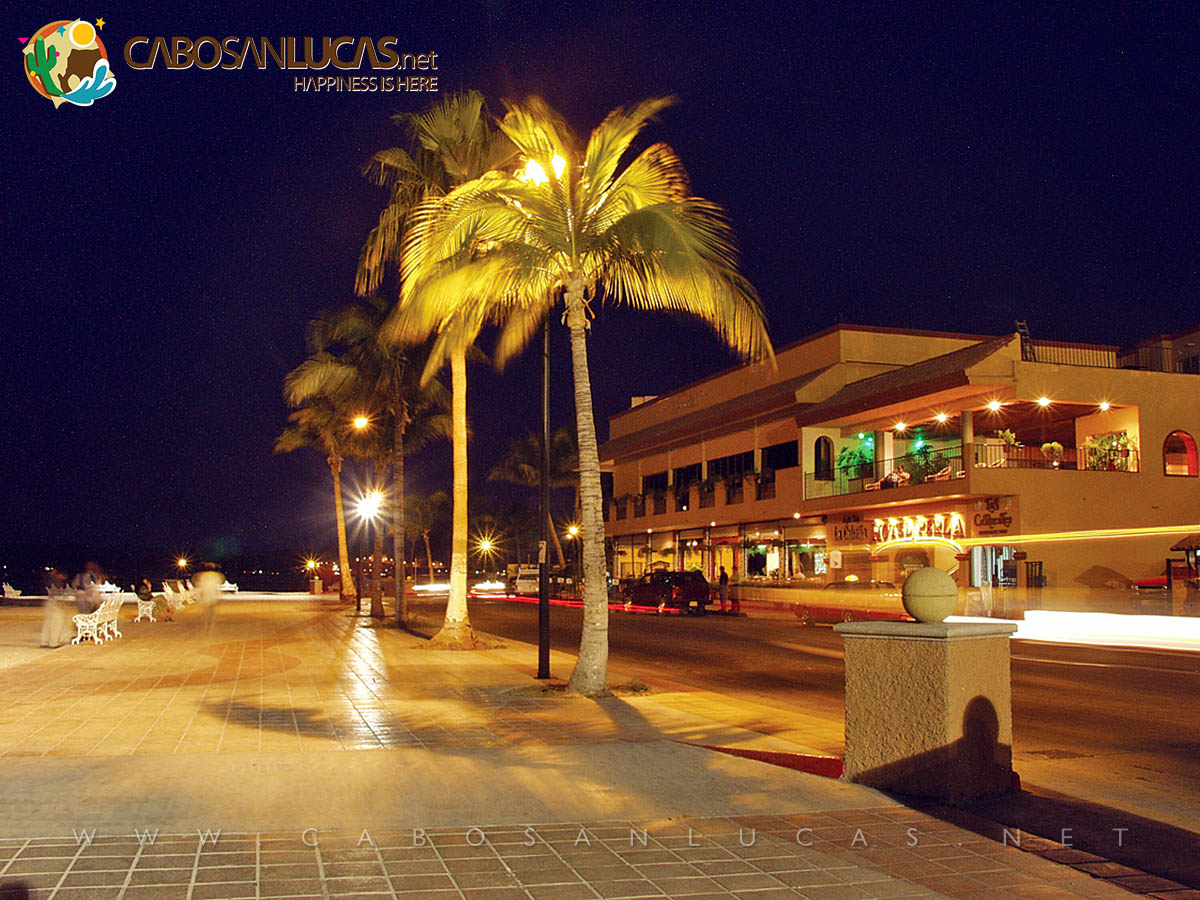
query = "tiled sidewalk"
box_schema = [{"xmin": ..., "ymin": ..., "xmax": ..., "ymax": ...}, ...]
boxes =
[
  {"xmin": 0, "ymin": 602, "xmax": 816, "ymax": 759},
  {"xmin": 0, "ymin": 809, "xmax": 1140, "ymax": 900},
  {"xmin": 0, "ymin": 601, "xmax": 1147, "ymax": 900}
]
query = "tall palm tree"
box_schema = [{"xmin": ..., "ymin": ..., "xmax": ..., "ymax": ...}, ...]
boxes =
[
  {"xmin": 274, "ymin": 400, "xmax": 358, "ymax": 605},
  {"xmin": 358, "ymin": 91, "xmax": 514, "ymax": 647},
  {"xmin": 488, "ymin": 428, "xmax": 579, "ymax": 568},
  {"xmin": 405, "ymin": 489, "xmax": 449, "ymax": 584},
  {"xmin": 286, "ymin": 298, "xmax": 451, "ymax": 624},
  {"xmin": 398, "ymin": 97, "xmax": 773, "ymax": 691}
]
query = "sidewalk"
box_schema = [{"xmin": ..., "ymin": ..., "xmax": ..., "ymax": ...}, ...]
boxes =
[{"xmin": 0, "ymin": 599, "xmax": 1151, "ymax": 899}]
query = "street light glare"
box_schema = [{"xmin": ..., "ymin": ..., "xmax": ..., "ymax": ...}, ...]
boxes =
[
  {"xmin": 358, "ymin": 491, "xmax": 383, "ymax": 520},
  {"xmin": 176, "ymin": 557, "xmax": 188, "ymax": 569},
  {"xmin": 524, "ymin": 158, "xmax": 548, "ymax": 185},
  {"xmin": 567, "ymin": 524, "xmax": 579, "ymax": 538},
  {"xmin": 353, "ymin": 415, "xmax": 370, "ymax": 430}
]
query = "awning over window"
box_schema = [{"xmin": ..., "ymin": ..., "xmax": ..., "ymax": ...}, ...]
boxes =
[{"xmin": 1171, "ymin": 533, "xmax": 1200, "ymax": 551}]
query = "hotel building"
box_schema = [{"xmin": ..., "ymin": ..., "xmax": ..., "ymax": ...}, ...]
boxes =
[{"xmin": 599, "ymin": 324, "xmax": 1200, "ymax": 616}]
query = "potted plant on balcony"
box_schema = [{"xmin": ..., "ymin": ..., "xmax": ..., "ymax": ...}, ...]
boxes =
[
  {"xmin": 1040, "ymin": 441, "xmax": 1064, "ymax": 468},
  {"xmin": 997, "ymin": 429, "xmax": 1021, "ymax": 466}
]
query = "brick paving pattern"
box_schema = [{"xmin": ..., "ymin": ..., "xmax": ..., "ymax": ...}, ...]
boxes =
[{"xmin": 0, "ymin": 809, "xmax": 1146, "ymax": 900}]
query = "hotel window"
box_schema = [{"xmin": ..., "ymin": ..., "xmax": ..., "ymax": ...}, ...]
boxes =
[
  {"xmin": 1163, "ymin": 430, "xmax": 1198, "ymax": 477},
  {"xmin": 814, "ymin": 436, "xmax": 834, "ymax": 481},
  {"xmin": 673, "ymin": 463, "xmax": 701, "ymax": 511},
  {"xmin": 763, "ymin": 440, "xmax": 799, "ymax": 471}
]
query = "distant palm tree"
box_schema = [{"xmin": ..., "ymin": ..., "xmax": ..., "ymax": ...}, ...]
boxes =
[
  {"xmin": 488, "ymin": 428, "xmax": 579, "ymax": 568},
  {"xmin": 358, "ymin": 90, "xmax": 514, "ymax": 647},
  {"xmin": 405, "ymin": 490, "xmax": 449, "ymax": 584},
  {"xmin": 273, "ymin": 400, "xmax": 358, "ymax": 604},
  {"xmin": 286, "ymin": 298, "xmax": 451, "ymax": 623},
  {"xmin": 398, "ymin": 96, "xmax": 773, "ymax": 691}
]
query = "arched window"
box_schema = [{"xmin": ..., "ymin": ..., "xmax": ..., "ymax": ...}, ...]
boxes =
[
  {"xmin": 814, "ymin": 436, "xmax": 834, "ymax": 481},
  {"xmin": 1163, "ymin": 431, "xmax": 1199, "ymax": 477}
]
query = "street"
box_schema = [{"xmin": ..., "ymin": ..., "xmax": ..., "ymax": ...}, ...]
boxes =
[{"xmin": 461, "ymin": 596, "xmax": 1200, "ymax": 838}]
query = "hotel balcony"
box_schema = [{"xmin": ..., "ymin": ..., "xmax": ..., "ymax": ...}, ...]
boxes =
[
  {"xmin": 610, "ymin": 466, "xmax": 805, "ymax": 528},
  {"xmin": 800, "ymin": 439, "xmax": 1140, "ymax": 515}
]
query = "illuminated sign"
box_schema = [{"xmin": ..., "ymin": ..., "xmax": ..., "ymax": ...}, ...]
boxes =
[
  {"xmin": 873, "ymin": 512, "xmax": 965, "ymax": 544},
  {"xmin": 832, "ymin": 523, "xmax": 871, "ymax": 542}
]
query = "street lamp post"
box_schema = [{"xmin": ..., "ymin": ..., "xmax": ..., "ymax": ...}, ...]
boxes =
[
  {"xmin": 537, "ymin": 319, "xmax": 551, "ymax": 679},
  {"xmin": 356, "ymin": 489, "xmax": 383, "ymax": 617}
]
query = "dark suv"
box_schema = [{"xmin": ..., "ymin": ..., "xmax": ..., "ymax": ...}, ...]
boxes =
[{"xmin": 624, "ymin": 570, "xmax": 712, "ymax": 614}]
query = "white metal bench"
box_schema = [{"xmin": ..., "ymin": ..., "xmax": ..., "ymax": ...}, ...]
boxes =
[
  {"xmin": 72, "ymin": 595, "xmax": 123, "ymax": 645},
  {"xmin": 134, "ymin": 596, "xmax": 156, "ymax": 622}
]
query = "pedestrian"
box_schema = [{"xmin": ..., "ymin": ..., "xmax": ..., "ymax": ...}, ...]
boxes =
[
  {"xmin": 193, "ymin": 563, "xmax": 224, "ymax": 632},
  {"xmin": 718, "ymin": 565, "xmax": 730, "ymax": 613}
]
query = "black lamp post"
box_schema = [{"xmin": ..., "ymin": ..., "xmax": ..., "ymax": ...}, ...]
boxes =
[{"xmin": 537, "ymin": 319, "xmax": 551, "ymax": 679}]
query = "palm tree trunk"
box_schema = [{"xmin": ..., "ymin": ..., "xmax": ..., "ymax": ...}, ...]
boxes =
[
  {"xmin": 564, "ymin": 274, "xmax": 608, "ymax": 693},
  {"xmin": 423, "ymin": 532, "xmax": 436, "ymax": 584},
  {"xmin": 392, "ymin": 417, "xmax": 408, "ymax": 625},
  {"xmin": 329, "ymin": 456, "xmax": 356, "ymax": 604},
  {"xmin": 548, "ymin": 512, "xmax": 567, "ymax": 569},
  {"xmin": 370, "ymin": 514, "xmax": 385, "ymax": 618},
  {"xmin": 435, "ymin": 344, "xmax": 474, "ymax": 646}
]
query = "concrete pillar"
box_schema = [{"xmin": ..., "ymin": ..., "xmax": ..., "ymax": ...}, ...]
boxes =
[
  {"xmin": 873, "ymin": 430, "xmax": 894, "ymax": 480},
  {"xmin": 961, "ymin": 411, "xmax": 975, "ymax": 466},
  {"xmin": 833, "ymin": 621, "xmax": 1019, "ymax": 805}
]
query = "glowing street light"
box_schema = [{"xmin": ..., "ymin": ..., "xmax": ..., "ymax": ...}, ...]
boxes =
[
  {"xmin": 523, "ymin": 158, "xmax": 548, "ymax": 185},
  {"xmin": 305, "ymin": 558, "xmax": 319, "ymax": 572},
  {"xmin": 176, "ymin": 557, "xmax": 189, "ymax": 571},
  {"xmin": 566, "ymin": 524, "xmax": 579, "ymax": 539},
  {"xmin": 357, "ymin": 490, "xmax": 383, "ymax": 521},
  {"xmin": 353, "ymin": 415, "xmax": 370, "ymax": 430}
]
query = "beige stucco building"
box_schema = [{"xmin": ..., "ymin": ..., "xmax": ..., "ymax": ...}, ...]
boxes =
[{"xmin": 600, "ymin": 324, "xmax": 1200, "ymax": 617}]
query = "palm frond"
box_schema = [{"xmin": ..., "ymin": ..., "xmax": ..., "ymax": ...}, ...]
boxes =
[{"xmin": 581, "ymin": 96, "xmax": 677, "ymax": 208}]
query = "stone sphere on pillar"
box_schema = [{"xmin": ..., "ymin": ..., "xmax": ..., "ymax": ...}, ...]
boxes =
[{"xmin": 902, "ymin": 566, "xmax": 959, "ymax": 623}]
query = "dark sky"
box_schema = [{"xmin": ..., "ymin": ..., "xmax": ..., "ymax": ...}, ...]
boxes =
[{"xmin": 3, "ymin": 1, "xmax": 1197, "ymax": 562}]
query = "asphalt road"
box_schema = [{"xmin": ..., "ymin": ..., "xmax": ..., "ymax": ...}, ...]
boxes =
[{"xmin": 458, "ymin": 595, "xmax": 1200, "ymax": 840}]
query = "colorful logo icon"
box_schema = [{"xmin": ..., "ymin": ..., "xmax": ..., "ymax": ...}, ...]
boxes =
[{"xmin": 21, "ymin": 18, "xmax": 115, "ymax": 108}]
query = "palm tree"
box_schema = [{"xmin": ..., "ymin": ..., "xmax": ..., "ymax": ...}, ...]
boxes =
[
  {"xmin": 274, "ymin": 400, "xmax": 358, "ymax": 605},
  {"xmin": 405, "ymin": 490, "xmax": 449, "ymax": 584},
  {"xmin": 398, "ymin": 97, "xmax": 773, "ymax": 691},
  {"xmin": 488, "ymin": 428, "xmax": 579, "ymax": 568},
  {"xmin": 358, "ymin": 91, "xmax": 514, "ymax": 648},
  {"xmin": 286, "ymin": 299, "xmax": 451, "ymax": 624}
]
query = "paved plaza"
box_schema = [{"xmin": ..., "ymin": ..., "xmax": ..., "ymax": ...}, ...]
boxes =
[{"xmin": 0, "ymin": 598, "xmax": 1167, "ymax": 899}]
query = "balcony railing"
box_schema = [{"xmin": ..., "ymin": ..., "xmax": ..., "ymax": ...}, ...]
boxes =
[
  {"xmin": 804, "ymin": 440, "xmax": 1140, "ymax": 499},
  {"xmin": 805, "ymin": 445, "xmax": 967, "ymax": 499}
]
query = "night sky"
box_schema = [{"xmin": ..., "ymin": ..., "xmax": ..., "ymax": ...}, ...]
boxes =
[{"xmin": 3, "ymin": 2, "xmax": 1197, "ymax": 573}]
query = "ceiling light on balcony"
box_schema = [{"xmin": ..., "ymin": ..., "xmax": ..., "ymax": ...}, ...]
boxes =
[
  {"xmin": 1099, "ymin": 400, "xmax": 1111, "ymax": 412},
  {"xmin": 934, "ymin": 412, "xmax": 949, "ymax": 424},
  {"xmin": 1036, "ymin": 396, "xmax": 1051, "ymax": 408},
  {"xmin": 894, "ymin": 422, "xmax": 907, "ymax": 432},
  {"xmin": 793, "ymin": 512, "xmax": 801, "ymax": 519},
  {"xmin": 986, "ymin": 400, "xmax": 1002, "ymax": 412}
]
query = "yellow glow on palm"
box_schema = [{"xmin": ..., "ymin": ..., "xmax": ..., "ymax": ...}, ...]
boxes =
[{"xmin": 523, "ymin": 158, "xmax": 548, "ymax": 185}]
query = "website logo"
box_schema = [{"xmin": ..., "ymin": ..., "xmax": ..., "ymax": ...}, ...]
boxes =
[{"xmin": 21, "ymin": 18, "xmax": 115, "ymax": 108}]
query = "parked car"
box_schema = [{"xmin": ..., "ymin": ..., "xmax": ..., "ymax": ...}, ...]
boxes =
[
  {"xmin": 623, "ymin": 570, "xmax": 712, "ymax": 615},
  {"xmin": 793, "ymin": 580, "xmax": 904, "ymax": 625}
]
